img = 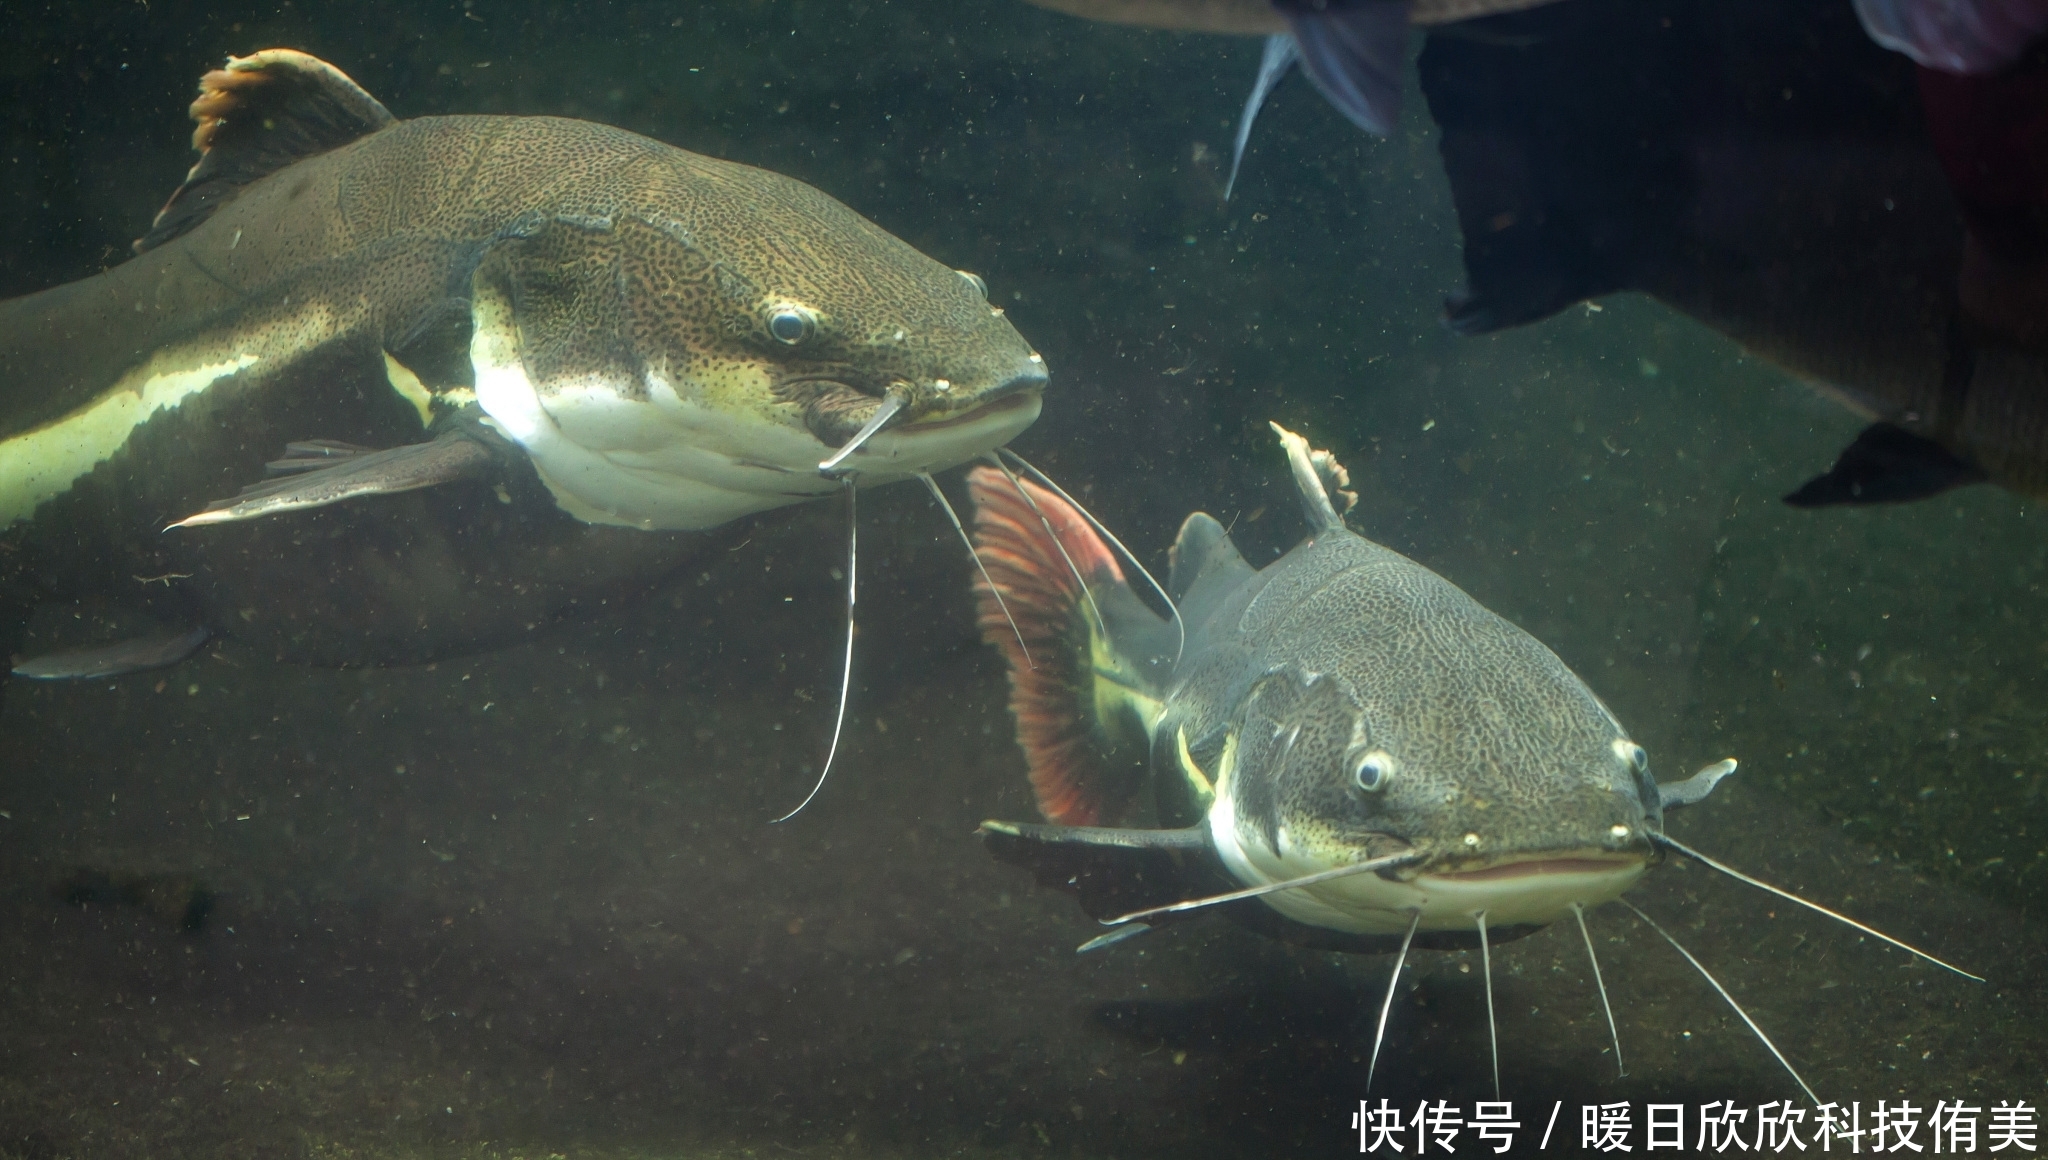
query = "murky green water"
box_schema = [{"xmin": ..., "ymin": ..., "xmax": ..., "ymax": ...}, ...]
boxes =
[{"xmin": 3, "ymin": 1, "xmax": 2044, "ymax": 1156}]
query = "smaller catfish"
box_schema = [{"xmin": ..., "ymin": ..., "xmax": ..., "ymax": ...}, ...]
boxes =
[{"xmin": 966, "ymin": 424, "xmax": 1976, "ymax": 1097}]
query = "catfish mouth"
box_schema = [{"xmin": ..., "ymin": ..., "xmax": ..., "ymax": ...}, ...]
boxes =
[
  {"xmin": 1424, "ymin": 853, "xmax": 1650, "ymax": 883},
  {"xmin": 1238, "ymin": 844, "xmax": 1654, "ymax": 937},
  {"xmin": 794, "ymin": 370, "xmax": 1047, "ymax": 448},
  {"xmin": 902, "ymin": 385, "xmax": 1043, "ymax": 432},
  {"xmin": 1388, "ymin": 849, "xmax": 1653, "ymax": 931}
]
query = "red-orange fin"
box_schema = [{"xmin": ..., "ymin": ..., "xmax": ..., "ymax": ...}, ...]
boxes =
[
  {"xmin": 967, "ymin": 467, "xmax": 1130, "ymax": 826},
  {"xmin": 136, "ymin": 49, "xmax": 395, "ymax": 254}
]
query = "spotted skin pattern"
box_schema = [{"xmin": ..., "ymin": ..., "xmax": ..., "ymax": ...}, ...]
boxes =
[
  {"xmin": 1161, "ymin": 526, "xmax": 1655, "ymax": 875},
  {"xmin": 0, "ymin": 51, "xmax": 1043, "ymax": 673},
  {"xmin": 971, "ymin": 430, "xmax": 1666, "ymax": 948}
]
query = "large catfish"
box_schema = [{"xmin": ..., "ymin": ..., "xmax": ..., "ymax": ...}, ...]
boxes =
[
  {"xmin": 964, "ymin": 423, "xmax": 1976, "ymax": 1096},
  {"xmin": 0, "ymin": 50, "xmax": 1046, "ymax": 692}
]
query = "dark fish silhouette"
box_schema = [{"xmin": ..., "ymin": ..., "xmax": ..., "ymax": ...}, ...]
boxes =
[{"xmin": 1419, "ymin": 0, "xmax": 2048, "ymax": 506}]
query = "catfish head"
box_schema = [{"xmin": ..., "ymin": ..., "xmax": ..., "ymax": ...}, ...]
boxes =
[
  {"xmin": 1208, "ymin": 645, "xmax": 1661, "ymax": 942},
  {"xmin": 465, "ymin": 142, "xmax": 1046, "ymax": 531}
]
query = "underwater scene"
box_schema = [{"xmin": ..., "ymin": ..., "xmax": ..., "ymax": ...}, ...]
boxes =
[{"xmin": 3, "ymin": 0, "xmax": 2046, "ymax": 1155}]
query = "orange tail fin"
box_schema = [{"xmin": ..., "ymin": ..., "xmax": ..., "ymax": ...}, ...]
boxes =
[{"xmin": 967, "ymin": 467, "xmax": 1127, "ymax": 826}]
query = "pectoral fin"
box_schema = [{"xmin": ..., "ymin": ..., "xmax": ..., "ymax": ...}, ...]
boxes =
[
  {"xmin": 1226, "ymin": 4, "xmax": 1410, "ymax": 199},
  {"xmin": 1225, "ymin": 35, "xmax": 1302, "ymax": 201},
  {"xmin": 1281, "ymin": 1, "xmax": 1412, "ymax": 138},
  {"xmin": 1782, "ymin": 423, "xmax": 1988, "ymax": 507},
  {"xmin": 167, "ymin": 431, "xmax": 496, "ymax": 529},
  {"xmin": 978, "ymin": 820, "xmax": 1216, "ymax": 928},
  {"xmin": 12, "ymin": 626, "xmax": 211, "ymax": 680}
]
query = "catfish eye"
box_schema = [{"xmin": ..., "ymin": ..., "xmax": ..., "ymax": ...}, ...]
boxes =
[
  {"xmin": 1611, "ymin": 737, "xmax": 1651, "ymax": 775},
  {"xmin": 767, "ymin": 307, "xmax": 814, "ymax": 345},
  {"xmin": 957, "ymin": 270, "xmax": 988, "ymax": 297},
  {"xmin": 1350, "ymin": 749, "xmax": 1393, "ymax": 793}
]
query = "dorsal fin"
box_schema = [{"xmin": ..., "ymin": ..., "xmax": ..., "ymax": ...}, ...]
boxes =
[
  {"xmin": 135, "ymin": 49, "xmax": 394, "ymax": 254},
  {"xmin": 1166, "ymin": 512, "xmax": 1251, "ymax": 605},
  {"xmin": 1268, "ymin": 422, "xmax": 1358, "ymax": 534}
]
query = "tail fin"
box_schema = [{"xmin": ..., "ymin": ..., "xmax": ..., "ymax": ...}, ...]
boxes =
[{"xmin": 967, "ymin": 467, "xmax": 1154, "ymax": 826}]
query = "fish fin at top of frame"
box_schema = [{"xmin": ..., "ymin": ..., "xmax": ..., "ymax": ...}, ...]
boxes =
[
  {"xmin": 1276, "ymin": 0, "xmax": 1412, "ymax": 138},
  {"xmin": 1853, "ymin": 0, "xmax": 2048, "ymax": 74}
]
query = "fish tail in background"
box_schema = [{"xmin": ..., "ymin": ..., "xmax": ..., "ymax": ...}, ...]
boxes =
[
  {"xmin": 966, "ymin": 467, "xmax": 1157, "ymax": 826},
  {"xmin": 1275, "ymin": 0, "xmax": 1412, "ymax": 138},
  {"xmin": 1854, "ymin": 0, "xmax": 2048, "ymax": 74}
]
